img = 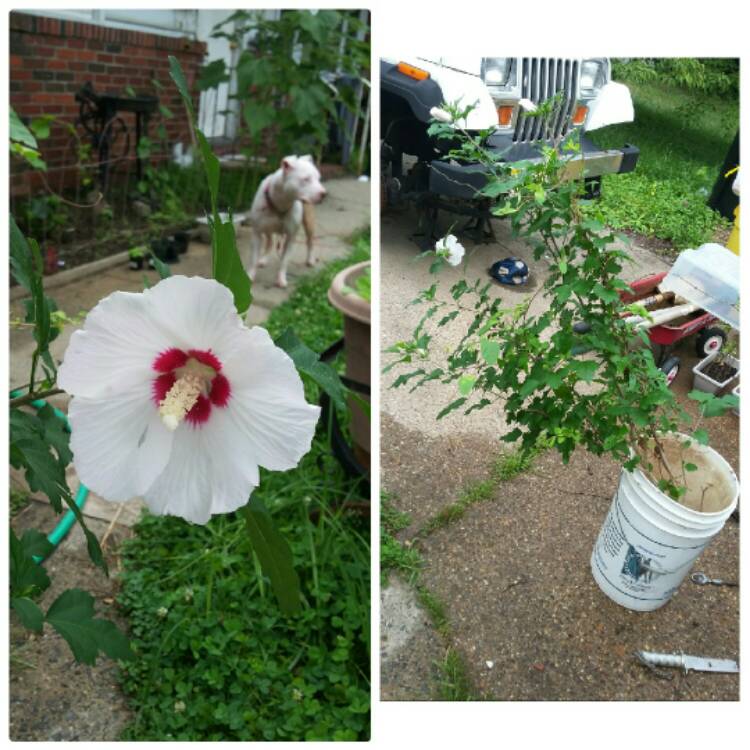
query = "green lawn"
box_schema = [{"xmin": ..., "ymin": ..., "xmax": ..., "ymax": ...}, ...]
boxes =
[
  {"xmin": 590, "ymin": 81, "xmax": 738, "ymax": 251},
  {"xmin": 117, "ymin": 233, "xmax": 371, "ymax": 741}
]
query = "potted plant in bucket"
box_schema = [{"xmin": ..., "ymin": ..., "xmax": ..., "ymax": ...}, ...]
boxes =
[
  {"xmin": 386, "ymin": 101, "xmax": 739, "ymax": 612},
  {"xmin": 328, "ymin": 260, "xmax": 371, "ymax": 467}
]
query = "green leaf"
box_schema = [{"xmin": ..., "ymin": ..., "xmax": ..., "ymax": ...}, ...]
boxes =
[
  {"xmin": 11, "ymin": 597, "xmax": 45, "ymax": 632},
  {"xmin": 242, "ymin": 498, "xmax": 301, "ymax": 615},
  {"xmin": 436, "ymin": 397, "xmax": 467, "ymax": 420},
  {"xmin": 197, "ymin": 59, "xmax": 229, "ymax": 91},
  {"xmin": 45, "ymin": 588, "xmax": 133, "ymax": 664},
  {"xmin": 158, "ymin": 104, "xmax": 173, "ymax": 119},
  {"xmin": 688, "ymin": 390, "xmax": 738, "ymax": 418},
  {"xmin": 168, "ymin": 55, "xmax": 194, "ymax": 117},
  {"xmin": 9, "ymin": 529, "xmax": 50, "ymax": 596},
  {"xmin": 242, "ymin": 101, "xmax": 275, "ymax": 139},
  {"xmin": 19, "ymin": 528, "xmax": 54, "ymax": 560},
  {"xmin": 10, "ymin": 214, "xmax": 35, "ymax": 291},
  {"xmin": 196, "ymin": 130, "xmax": 220, "ymax": 213},
  {"xmin": 458, "ymin": 375, "xmax": 476, "ymax": 396},
  {"xmin": 10, "ymin": 107, "xmax": 37, "ymax": 147},
  {"xmin": 149, "ymin": 251, "xmax": 172, "ymax": 279},
  {"xmin": 10, "ymin": 409, "xmax": 71, "ymax": 515},
  {"xmin": 480, "ymin": 338, "xmax": 500, "ymax": 365},
  {"xmin": 684, "ymin": 462, "xmax": 698, "ymax": 472},
  {"xmin": 569, "ymin": 359, "xmax": 599, "ymax": 382},
  {"xmin": 692, "ymin": 428, "xmax": 709, "ymax": 446},
  {"xmin": 275, "ymin": 328, "xmax": 346, "ymax": 411},
  {"xmin": 210, "ymin": 216, "xmax": 252, "ymax": 315},
  {"xmin": 592, "ymin": 282, "xmax": 620, "ymax": 304}
]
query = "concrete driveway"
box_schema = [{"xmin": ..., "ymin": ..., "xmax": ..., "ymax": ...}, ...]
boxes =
[{"xmin": 380, "ymin": 205, "xmax": 739, "ymax": 701}]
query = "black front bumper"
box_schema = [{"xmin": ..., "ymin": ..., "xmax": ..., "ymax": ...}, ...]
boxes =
[{"xmin": 429, "ymin": 135, "xmax": 639, "ymax": 200}]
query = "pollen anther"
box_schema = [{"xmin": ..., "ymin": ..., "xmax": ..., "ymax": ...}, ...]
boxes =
[{"xmin": 159, "ymin": 373, "xmax": 203, "ymax": 430}]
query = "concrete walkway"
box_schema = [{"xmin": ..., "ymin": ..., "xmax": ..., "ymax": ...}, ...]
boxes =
[{"xmin": 380, "ymin": 207, "xmax": 739, "ymax": 701}]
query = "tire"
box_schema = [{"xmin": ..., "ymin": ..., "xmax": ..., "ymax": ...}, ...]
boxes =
[
  {"xmin": 660, "ymin": 355, "xmax": 681, "ymax": 387},
  {"xmin": 695, "ymin": 327, "xmax": 726, "ymax": 358}
]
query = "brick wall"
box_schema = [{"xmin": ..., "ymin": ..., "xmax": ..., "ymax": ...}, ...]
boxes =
[{"xmin": 9, "ymin": 11, "xmax": 206, "ymax": 188}]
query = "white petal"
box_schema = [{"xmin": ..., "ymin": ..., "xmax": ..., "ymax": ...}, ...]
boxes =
[
  {"xmin": 143, "ymin": 275, "xmax": 241, "ymax": 352},
  {"xmin": 68, "ymin": 387, "xmax": 173, "ymax": 502},
  {"xmin": 216, "ymin": 326, "xmax": 321, "ymax": 471},
  {"xmin": 58, "ymin": 290, "xmax": 172, "ymax": 399},
  {"xmin": 143, "ymin": 416, "xmax": 260, "ymax": 524}
]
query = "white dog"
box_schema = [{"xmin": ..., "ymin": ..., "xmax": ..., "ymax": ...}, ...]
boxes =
[{"xmin": 243, "ymin": 155, "xmax": 326, "ymax": 288}]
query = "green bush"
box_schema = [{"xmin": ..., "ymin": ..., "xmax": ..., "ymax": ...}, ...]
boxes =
[
  {"xmin": 591, "ymin": 79, "xmax": 737, "ymax": 250},
  {"xmin": 117, "ymin": 234, "xmax": 371, "ymax": 741}
]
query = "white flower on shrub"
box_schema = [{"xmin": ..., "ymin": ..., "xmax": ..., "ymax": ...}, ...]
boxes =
[
  {"xmin": 58, "ymin": 275, "xmax": 320, "ymax": 525},
  {"xmin": 435, "ymin": 234, "xmax": 465, "ymax": 266},
  {"xmin": 429, "ymin": 106, "xmax": 453, "ymax": 123}
]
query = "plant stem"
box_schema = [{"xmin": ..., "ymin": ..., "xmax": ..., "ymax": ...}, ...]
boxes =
[{"xmin": 10, "ymin": 388, "xmax": 65, "ymax": 408}]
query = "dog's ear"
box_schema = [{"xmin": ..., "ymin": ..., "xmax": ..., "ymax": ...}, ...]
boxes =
[
  {"xmin": 281, "ymin": 157, "xmax": 291, "ymax": 172},
  {"xmin": 299, "ymin": 154, "xmax": 314, "ymax": 164}
]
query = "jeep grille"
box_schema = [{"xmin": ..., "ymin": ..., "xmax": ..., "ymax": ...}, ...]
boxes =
[{"xmin": 513, "ymin": 58, "xmax": 579, "ymax": 144}]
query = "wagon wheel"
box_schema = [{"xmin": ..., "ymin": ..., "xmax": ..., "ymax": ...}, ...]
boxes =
[
  {"xmin": 660, "ymin": 355, "xmax": 681, "ymax": 387},
  {"xmin": 695, "ymin": 327, "xmax": 726, "ymax": 358}
]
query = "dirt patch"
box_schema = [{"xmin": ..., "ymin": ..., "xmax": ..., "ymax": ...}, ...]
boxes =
[
  {"xmin": 700, "ymin": 358, "xmax": 738, "ymax": 384},
  {"xmin": 9, "ymin": 501, "xmax": 134, "ymax": 741}
]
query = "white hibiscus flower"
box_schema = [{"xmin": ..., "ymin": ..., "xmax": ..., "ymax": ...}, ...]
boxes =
[
  {"xmin": 57, "ymin": 275, "xmax": 320, "ymax": 524},
  {"xmin": 435, "ymin": 234, "xmax": 465, "ymax": 267}
]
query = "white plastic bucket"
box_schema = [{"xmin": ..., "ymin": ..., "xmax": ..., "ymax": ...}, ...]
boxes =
[{"xmin": 591, "ymin": 438, "xmax": 739, "ymax": 611}]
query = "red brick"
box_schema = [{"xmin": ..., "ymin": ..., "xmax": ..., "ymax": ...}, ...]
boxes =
[
  {"xmin": 46, "ymin": 59, "xmax": 69, "ymax": 70},
  {"xmin": 66, "ymin": 37, "xmax": 86, "ymax": 48}
]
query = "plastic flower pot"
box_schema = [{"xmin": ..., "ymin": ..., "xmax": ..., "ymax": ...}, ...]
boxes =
[
  {"xmin": 591, "ymin": 433, "xmax": 739, "ymax": 611},
  {"xmin": 150, "ymin": 237, "xmax": 179, "ymax": 264},
  {"xmin": 172, "ymin": 231, "xmax": 189, "ymax": 255},
  {"xmin": 692, "ymin": 351, "xmax": 739, "ymax": 394},
  {"xmin": 328, "ymin": 260, "xmax": 371, "ymax": 467},
  {"xmin": 128, "ymin": 256, "xmax": 144, "ymax": 271}
]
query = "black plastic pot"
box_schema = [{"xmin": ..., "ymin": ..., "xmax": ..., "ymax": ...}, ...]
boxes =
[
  {"xmin": 171, "ymin": 231, "xmax": 189, "ymax": 255},
  {"xmin": 150, "ymin": 237, "xmax": 180, "ymax": 264},
  {"xmin": 128, "ymin": 256, "xmax": 145, "ymax": 270}
]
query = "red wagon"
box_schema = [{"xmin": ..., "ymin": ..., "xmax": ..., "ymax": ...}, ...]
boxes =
[{"xmin": 620, "ymin": 271, "xmax": 726, "ymax": 385}]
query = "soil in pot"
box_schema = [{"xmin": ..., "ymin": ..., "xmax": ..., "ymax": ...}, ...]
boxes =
[
  {"xmin": 702, "ymin": 358, "xmax": 738, "ymax": 383},
  {"xmin": 639, "ymin": 435, "xmax": 735, "ymax": 513}
]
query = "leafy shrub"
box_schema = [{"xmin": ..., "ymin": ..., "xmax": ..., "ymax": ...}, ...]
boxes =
[{"xmin": 613, "ymin": 58, "xmax": 739, "ymax": 97}]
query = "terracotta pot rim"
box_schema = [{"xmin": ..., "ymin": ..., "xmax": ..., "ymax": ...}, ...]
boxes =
[{"xmin": 328, "ymin": 260, "xmax": 371, "ymax": 325}]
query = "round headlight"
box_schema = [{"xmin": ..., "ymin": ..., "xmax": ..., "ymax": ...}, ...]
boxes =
[{"xmin": 481, "ymin": 58, "xmax": 514, "ymax": 87}]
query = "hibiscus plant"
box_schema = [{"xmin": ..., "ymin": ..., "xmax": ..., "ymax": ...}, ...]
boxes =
[
  {"xmin": 386, "ymin": 100, "xmax": 737, "ymax": 501},
  {"xmin": 9, "ymin": 57, "xmax": 345, "ymax": 663}
]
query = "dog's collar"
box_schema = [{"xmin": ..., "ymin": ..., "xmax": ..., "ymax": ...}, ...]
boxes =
[{"xmin": 264, "ymin": 185, "xmax": 290, "ymax": 216}]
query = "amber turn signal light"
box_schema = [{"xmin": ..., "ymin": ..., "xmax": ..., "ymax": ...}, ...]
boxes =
[
  {"xmin": 497, "ymin": 106, "xmax": 514, "ymax": 127},
  {"xmin": 397, "ymin": 62, "xmax": 430, "ymax": 81},
  {"xmin": 572, "ymin": 104, "xmax": 588, "ymax": 125}
]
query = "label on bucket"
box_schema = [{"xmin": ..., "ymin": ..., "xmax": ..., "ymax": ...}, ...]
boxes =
[{"xmin": 592, "ymin": 487, "xmax": 710, "ymax": 609}]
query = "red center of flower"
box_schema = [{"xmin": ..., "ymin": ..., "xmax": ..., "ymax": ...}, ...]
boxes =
[{"xmin": 151, "ymin": 347, "xmax": 231, "ymax": 426}]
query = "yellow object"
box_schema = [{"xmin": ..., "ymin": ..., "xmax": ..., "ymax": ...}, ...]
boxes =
[{"xmin": 727, "ymin": 205, "xmax": 739, "ymax": 254}]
